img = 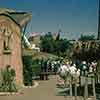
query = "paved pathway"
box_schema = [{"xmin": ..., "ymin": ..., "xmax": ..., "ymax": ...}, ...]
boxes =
[
  {"xmin": 0, "ymin": 75, "xmax": 95, "ymax": 100},
  {"xmin": 0, "ymin": 76, "xmax": 65, "ymax": 100}
]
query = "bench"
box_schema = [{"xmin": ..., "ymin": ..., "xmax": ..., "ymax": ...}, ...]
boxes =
[{"xmin": 39, "ymin": 72, "xmax": 50, "ymax": 80}]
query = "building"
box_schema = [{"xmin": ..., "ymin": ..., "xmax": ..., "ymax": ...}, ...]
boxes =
[
  {"xmin": 0, "ymin": 8, "xmax": 32, "ymax": 86},
  {"xmin": 24, "ymin": 34, "xmax": 40, "ymax": 52},
  {"xmin": 28, "ymin": 32, "xmax": 41, "ymax": 47}
]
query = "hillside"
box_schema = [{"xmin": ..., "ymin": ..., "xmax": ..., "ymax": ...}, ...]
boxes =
[{"xmin": 22, "ymin": 49, "xmax": 59, "ymax": 60}]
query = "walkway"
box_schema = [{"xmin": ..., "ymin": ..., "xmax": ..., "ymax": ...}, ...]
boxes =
[{"xmin": 0, "ymin": 75, "xmax": 95, "ymax": 100}]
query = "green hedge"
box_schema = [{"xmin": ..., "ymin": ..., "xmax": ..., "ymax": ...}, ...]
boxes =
[
  {"xmin": 22, "ymin": 56, "xmax": 33, "ymax": 86},
  {"xmin": 32, "ymin": 59, "xmax": 41, "ymax": 76}
]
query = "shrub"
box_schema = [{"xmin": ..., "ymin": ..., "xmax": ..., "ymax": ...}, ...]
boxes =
[
  {"xmin": 22, "ymin": 56, "xmax": 33, "ymax": 86},
  {"xmin": 0, "ymin": 65, "xmax": 17, "ymax": 92},
  {"xmin": 32, "ymin": 59, "xmax": 41, "ymax": 76}
]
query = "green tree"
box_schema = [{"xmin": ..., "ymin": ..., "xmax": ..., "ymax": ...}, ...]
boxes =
[
  {"xmin": 79, "ymin": 34, "xmax": 95, "ymax": 41},
  {"xmin": 40, "ymin": 33, "xmax": 72, "ymax": 57},
  {"xmin": 40, "ymin": 32, "xmax": 54, "ymax": 52}
]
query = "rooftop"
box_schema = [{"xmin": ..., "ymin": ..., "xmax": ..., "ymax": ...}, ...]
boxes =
[{"xmin": 0, "ymin": 8, "xmax": 32, "ymax": 28}]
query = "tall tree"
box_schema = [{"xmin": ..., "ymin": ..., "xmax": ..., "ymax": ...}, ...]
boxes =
[{"xmin": 40, "ymin": 33, "xmax": 72, "ymax": 57}]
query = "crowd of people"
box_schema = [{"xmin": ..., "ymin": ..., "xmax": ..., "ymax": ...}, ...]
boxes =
[
  {"xmin": 56, "ymin": 59, "xmax": 97, "ymax": 86},
  {"xmin": 40, "ymin": 58, "xmax": 61, "ymax": 73},
  {"xmin": 40, "ymin": 58, "xmax": 97, "ymax": 74},
  {"xmin": 39, "ymin": 57, "xmax": 97, "ymax": 85}
]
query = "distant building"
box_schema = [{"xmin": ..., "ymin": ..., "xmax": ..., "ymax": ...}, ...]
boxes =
[
  {"xmin": 52, "ymin": 32, "xmax": 58, "ymax": 40},
  {"xmin": 27, "ymin": 32, "xmax": 41, "ymax": 52},
  {"xmin": 28, "ymin": 32, "xmax": 41, "ymax": 46}
]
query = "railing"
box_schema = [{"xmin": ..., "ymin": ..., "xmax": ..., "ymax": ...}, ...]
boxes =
[{"xmin": 61, "ymin": 72, "xmax": 96, "ymax": 100}]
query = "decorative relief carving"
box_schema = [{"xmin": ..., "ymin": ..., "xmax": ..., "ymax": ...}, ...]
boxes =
[
  {"xmin": 3, "ymin": 28, "xmax": 12, "ymax": 51},
  {"xmin": 0, "ymin": 24, "xmax": 12, "ymax": 54}
]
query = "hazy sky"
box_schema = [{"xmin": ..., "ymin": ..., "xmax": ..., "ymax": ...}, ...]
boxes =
[{"xmin": 0, "ymin": 0, "xmax": 99, "ymax": 34}]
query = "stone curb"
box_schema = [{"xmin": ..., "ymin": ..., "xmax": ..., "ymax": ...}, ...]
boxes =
[
  {"xmin": 22, "ymin": 81, "xmax": 39, "ymax": 88},
  {"xmin": 0, "ymin": 81, "xmax": 39, "ymax": 96},
  {"xmin": 0, "ymin": 92, "xmax": 21, "ymax": 96}
]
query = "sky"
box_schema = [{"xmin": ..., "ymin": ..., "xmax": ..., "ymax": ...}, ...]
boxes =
[{"xmin": 0, "ymin": 0, "xmax": 99, "ymax": 39}]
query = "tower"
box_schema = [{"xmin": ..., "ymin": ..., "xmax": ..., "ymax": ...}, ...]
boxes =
[{"xmin": 56, "ymin": 24, "xmax": 62, "ymax": 40}]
